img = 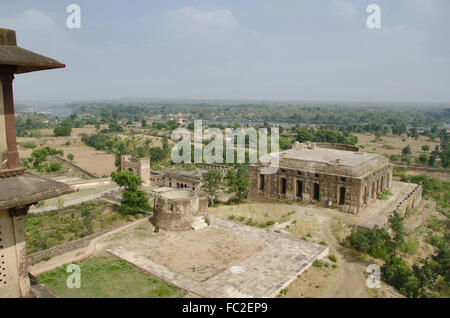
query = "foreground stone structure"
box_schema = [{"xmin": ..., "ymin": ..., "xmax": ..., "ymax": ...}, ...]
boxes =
[
  {"xmin": 108, "ymin": 215, "xmax": 328, "ymax": 298},
  {"xmin": 248, "ymin": 142, "xmax": 393, "ymax": 213},
  {"xmin": 153, "ymin": 189, "xmax": 208, "ymax": 231},
  {"xmin": 0, "ymin": 28, "xmax": 74, "ymax": 297},
  {"xmin": 120, "ymin": 155, "xmax": 151, "ymax": 186}
]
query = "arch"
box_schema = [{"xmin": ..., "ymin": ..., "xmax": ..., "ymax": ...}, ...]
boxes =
[
  {"xmin": 313, "ymin": 183, "xmax": 320, "ymax": 201},
  {"xmin": 339, "ymin": 186, "xmax": 346, "ymax": 205},
  {"xmin": 296, "ymin": 180, "xmax": 303, "ymax": 198}
]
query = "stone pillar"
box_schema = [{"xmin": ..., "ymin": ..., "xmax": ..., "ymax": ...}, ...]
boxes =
[
  {"xmin": 0, "ymin": 206, "xmax": 31, "ymax": 298},
  {"xmin": 0, "ymin": 81, "xmax": 7, "ymax": 163},
  {"xmin": 0, "ymin": 69, "xmax": 20, "ymax": 169}
]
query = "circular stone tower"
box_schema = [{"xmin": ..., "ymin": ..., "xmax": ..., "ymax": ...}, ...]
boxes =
[{"xmin": 153, "ymin": 189, "xmax": 200, "ymax": 231}]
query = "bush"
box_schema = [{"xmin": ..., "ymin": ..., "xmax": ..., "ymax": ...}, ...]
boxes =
[
  {"xmin": 347, "ymin": 226, "xmax": 395, "ymax": 261},
  {"xmin": 312, "ymin": 259, "xmax": 323, "ymax": 268},
  {"xmin": 45, "ymin": 162, "xmax": 61, "ymax": 172},
  {"xmin": 54, "ymin": 125, "xmax": 72, "ymax": 137},
  {"xmin": 377, "ymin": 189, "xmax": 392, "ymax": 200},
  {"xmin": 21, "ymin": 142, "xmax": 37, "ymax": 149},
  {"xmin": 328, "ymin": 255, "xmax": 337, "ymax": 262},
  {"xmin": 382, "ymin": 255, "xmax": 420, "ymax": 298}
]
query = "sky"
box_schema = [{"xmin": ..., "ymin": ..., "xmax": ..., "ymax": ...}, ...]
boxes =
[{"xmin": 0, "ymin": 0, "xmax": 449, "ymax": 103}]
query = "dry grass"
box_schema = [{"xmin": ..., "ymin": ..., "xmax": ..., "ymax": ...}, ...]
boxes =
[{"xmin": 355, "ymin": 133, "xmax": 440, "ymax": 157}]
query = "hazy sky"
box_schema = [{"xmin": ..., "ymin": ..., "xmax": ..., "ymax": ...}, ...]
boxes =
[{"xmin": 1, "ymin": 0, "xmax": 449, "ymax": 102}]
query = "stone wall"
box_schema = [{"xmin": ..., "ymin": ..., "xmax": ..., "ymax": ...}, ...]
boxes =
[
  {"xmin": 153, "ymin": 190, "xmax": 201, "ymax": 231},
  {"xmin": 0, "ymin": 208, "xmax": 30, "ymax": 298},
  {"xmin": 120, "ymin": 155, "xmax": 151, "ymax": 185},
  {"xmin": 196, "ymin": 163, "xmax": 234, "ymax": 175},
  {"xmin": 395, "ymin": 183, "xmax": 422, "ymax": 216},
  {"xmin": 392, "ymin": 162, "xmax": 450, "ymax": 175},
  {"xmin": 248, "ymin": 163, "xmax": 392, "ymax": 214},
  {"xmin": 26, "ymin": 225, "xmax": 123, "ymax": 265},
  {"xmin": 53, "ymin": 155, "xmax": 99, "ymax": 178}
]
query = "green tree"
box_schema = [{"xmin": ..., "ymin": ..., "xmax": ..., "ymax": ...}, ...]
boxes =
[
  {"xmin": 388, "ymin": 210, "xmax": 407, "ymax": 247},
  {"xmin": 235, "ymin": 165, "xmax": 250, "ymax": 201},
  {"xmin": 421, "ymin": 145, "xmax": 430, "ymax": 152},
  {"xmin": 201, "ymin": 170, "xmax": 222, "ymax": 205},
  {"xmin": 111, "ymin": 170, "xmax": 150, "ymax": 214},
  {"xmin": 418, "ymin": 154, "xmax": 428, "ymax": 164},
  {"xmin": 53, "ymin": 125, "xmax": 72, "ymax": 137},
  {"xmin": 402, "ymin": 145, "xmax": 412, "ymax": 156}
]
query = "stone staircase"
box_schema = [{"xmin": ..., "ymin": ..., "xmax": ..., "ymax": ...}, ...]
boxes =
[{"xmin": 191, "ymin": 216, "xmax": 208, "ymax": 231}]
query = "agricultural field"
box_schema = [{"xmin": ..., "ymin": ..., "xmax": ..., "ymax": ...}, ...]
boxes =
[
  {"xmin": 17, "ymin": 126, "xmax": 117, "ymax": 177},
  {"xmin": 355, "ymin": 133, "xmax": 440, "ymax": 157}
]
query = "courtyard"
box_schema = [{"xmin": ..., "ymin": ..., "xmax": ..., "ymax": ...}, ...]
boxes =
[{"xmin": 101, "ymin": 216, "xmax": 328, "ymax": 298}]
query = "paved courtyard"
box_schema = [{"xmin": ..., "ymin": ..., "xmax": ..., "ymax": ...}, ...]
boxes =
[{"xmin": 108, "ymin": 216, "xmax": 328, "ymax": 298}]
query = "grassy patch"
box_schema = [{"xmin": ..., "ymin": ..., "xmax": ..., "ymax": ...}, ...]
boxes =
[
  {"xmin": 25, "ymin": 201, "xmax": 144, "ymax": 254},
  {"xmin": 38, "ymin": 253, "xmax": 186, "ymax": 298}
]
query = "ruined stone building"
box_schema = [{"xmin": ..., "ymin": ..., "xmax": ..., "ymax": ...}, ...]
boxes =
[
  {"xmin": 120, "ymin": 155, "xmax": 151, "ymax": 186},
  {"xmin": 152, "ymin": 189, "xmax": 208, "ymax": 231},
  {"xmin": 0, "ymin": 28, "xmax": 74, "ymax": 297},
  {"xmin": 248, "ymin": 142, "xmax": 392, "ymax": 213},
  {"xmin": 161, "ymin": 168, "xmax": 206, "ymax": 191}
]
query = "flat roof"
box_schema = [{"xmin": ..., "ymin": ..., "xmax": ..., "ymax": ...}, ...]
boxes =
[
  {"xmin": 259, "ymin": 148, "xmax": 389, "ymax": 178},
  {"xmin": 0, "ymin": 173, "xmax": 76, "ymax": 210}
]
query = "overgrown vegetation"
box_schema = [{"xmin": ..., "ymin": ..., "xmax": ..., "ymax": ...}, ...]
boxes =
[
  {"xmin": 346, "ymin": 210, "xmax": 449, "ymax": 298},
  {"xmin": 111, "ymin": 170, "xmax": 151, "ymax": 214},
  {"xmin": 399, "ymin": 174, "xmax": 450, "ymax": 209},
  {"xmin": 25, "ymin": 201, "xmax": 142, "ymax": 254}
]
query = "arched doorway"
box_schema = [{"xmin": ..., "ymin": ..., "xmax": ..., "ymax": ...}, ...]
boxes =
[
  {"xmin": 339, "ymin": 187, "xmax": 346, "ymax": 205},
  {"xmin": 296, "ymin": 180, "xmax": 303, "ymax": 198},
  {"xmin": 313, "ymin": 183, "xmax": 320, "ymax": 201}
]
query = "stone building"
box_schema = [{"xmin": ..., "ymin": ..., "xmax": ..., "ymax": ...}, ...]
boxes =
[
  {"xmin": 161, "ymin": 168, "xmax": 206, "ymax": 192},
  {"xmin": 120, "ymin": 155, "xmax": 151, "ymax": 186},
  {"xmin": 248, "ymin": 142, "xmax": 392, "ymax": 213},
  {"xmin": 153, "ymin": 189, "xmax": 208, "ymax": 231},
  {"xmin": 0, "ymin": 28, "xmax": 75, "ymax": 297}
]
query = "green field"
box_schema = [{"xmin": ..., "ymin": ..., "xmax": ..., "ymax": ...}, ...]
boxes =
[{"xmin": 37, "ymin": 254, "xmax": 186, "ymax": 298}]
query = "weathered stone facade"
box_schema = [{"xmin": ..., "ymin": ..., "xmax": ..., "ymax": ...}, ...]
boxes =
[
  {"xmin": 153, "ymin": 189, "xmax": 208, "ymax": 231},
  {"xmin": 120, "ymin": 155, "xmax": 151, "ymax": 186},
  {"xmin": 248, "ymin": 142, "xmax": 393, "ymax": 213},
  {"xmin": 162, "ymin": 169, "xmax": 205, "ymax": 192}
]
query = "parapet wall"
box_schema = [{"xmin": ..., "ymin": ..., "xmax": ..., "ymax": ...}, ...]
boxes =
[
  {"xmin": 395, "ymin": 183, "xmax": 422, "ymax": 216},
  {"xmin": 196, "ymin": 163, "xmax": 234, "ymax": 174},
  {"xmin": 153, "ymin": 189, "xmax": 205, "ymax": 231},
  {"xmin": 315, "ymin": 143, "xmax": 360, "ymax": 152}
]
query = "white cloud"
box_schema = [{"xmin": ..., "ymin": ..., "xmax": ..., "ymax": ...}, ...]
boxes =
[
  {"xmin": 168, "ymin": 6, "xmax": 239, "ymax": 35},
  {"xmin": 331, "ymin": 0, "xmax": 356, "ymax": 17},
  {"xmin": 0, "ymin": 9, "xmax": 58, "ymax": 33}
]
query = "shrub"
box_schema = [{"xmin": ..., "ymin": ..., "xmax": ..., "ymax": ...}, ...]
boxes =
[
  {"xmin": 347, "ymin": 226, "xmax": 395, "ymax": 261},
  {"xmin": 382, "ymin": 255, "xmax": 420, "ymax": 298},
  {"xmin": 312, "ymin": 259, "xmax": 323, "ymax": 268},
  {"xmin": 54, "ymin": 125, "xmax": 72, "ymax": 137},
  {"xmin": 45, "ymin": 162, "xmax": 61, "ymax": 172},
  {"xmin": 328, "ymin": 255, "xmax": 337, "ymax": 262},
  {"xmin": 21, "ymin": 142, "xmax": 37, "ymax": 149}
]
